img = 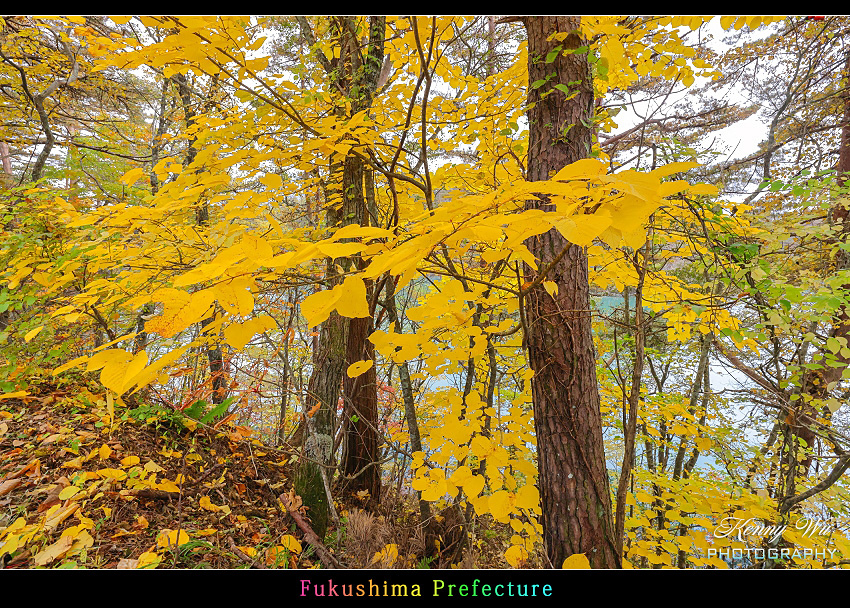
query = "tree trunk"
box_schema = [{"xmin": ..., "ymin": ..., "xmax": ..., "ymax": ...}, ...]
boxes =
[
  {"xmin": 174, "ymin": 72, "xmax": 228, "ymax": 405},
  {"xmin": 385, "ymin": 278, "xmax": 439, "ymax": 557},
  {"xmin": 522, "ymin": 16, "xmax": 619, "ymax": 569},
  {"xmin": 342, "ymin": 314, "xmax": 381, "ymax": 503},
  {"xmin": 789, "ymin": 47, "xmax": 850, "ymax": 478},
  {"xmin": 338, "ymin": 17, "xmax": 385, "ymax": 507},
  {"xmin": 295, "ymin": 305, "xmax": 348, "ymax": 540},
  {"xmin": 294, "ymin": 16, "xmax": 387, "ymax": 536}
]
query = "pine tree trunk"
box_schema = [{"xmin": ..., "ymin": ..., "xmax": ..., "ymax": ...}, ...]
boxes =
[{"xmin": 522, "ymin": 16, "xmax": 619, "ymax": 569}]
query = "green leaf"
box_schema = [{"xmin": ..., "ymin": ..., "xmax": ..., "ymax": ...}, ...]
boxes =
[
  {"xmin": 183, "ymin": 400, "xmax": 207, "ymax": 420},
  {"xmin": 200, "ymin": 397, "xmax": 234, "ymax": 425},
  {"xmin": 827, "ymin": 337, "xmax": 841, "ymax": 354},
  {"xmin": 545, "ymin": 46, "xmax": 562, "ymax": 63}
]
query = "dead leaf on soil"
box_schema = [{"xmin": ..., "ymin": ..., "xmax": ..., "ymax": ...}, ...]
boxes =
[
  {"xmin": 33, "ymin": 535, "xmax": 73, "ymax": 566},
  {"xmin": 0, "ymin": 478, "xmax": 22, "ymax": 497}
]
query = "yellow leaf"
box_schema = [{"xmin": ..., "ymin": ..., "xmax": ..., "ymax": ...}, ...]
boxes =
[
  {"xmin": 199, "ymin": 495, "xmax": 221, "ymax": 512},
  {"xmin": 562, "ymin": 553, "xmax": 591, "ymax": 569},
  {"xmin": 448, "ymin": 465, "xmax": 472, "ymax": 486},
  {"xmin": 279, "ymin": 535, "xmax": 302, "ymax": 553},
  {"xmin": 24, "ymin": 325, "xmax": 44, "ymax": 342},
  {"xmin": 346, "ymin": 359, "xmax": 374, "ymax": 378},
  {"xmin": 336, "ymin": 276, "xmax": 370, "ymax": 318},
  {"xmin": 542, "ymin": 281, "xmax": 559, "ymax": 297},
  {"xmin": 259, "ymin": 173, "xmax": 282, "ymax": 189},
  {"xmin": 555, "ymin": 211, "xmax": 612, "ymax": 247},
  {"xmin": 301, "ymin": 287, "xmax": 342, "ymax": 328},
  {"xmin": 488, "ymin": 490, "xmax": 514, "ymax": 519},
  {"xmin": 635, "ymin": 490, "xmax": 655, "ymax": 503},
  {"xmin": 44, "ymin": 503, "xmax": 79, "ymax": 531},
  {"xmin": 301, "ymin": 275, "xmax": 370, "ymax": 327},
  {"xmin": 157, "ymin": 479, "xmax": 180, "ymax": 493},
  {"xmin": 0, "ymin": 391, "xmax": 29, "ymax": 400},
  {"xmin": 58, "ymin": 486, "xmax": 80, "ymax": 501},
  {"xmin": 62, "ymin": 456, "xmax": 83, "ymax": 469},
  {"xmin": 137, "ymin": 551, "xmax": 161, "ymax": 569},
  {"xmin": 223, "ymin": 315, "xmax": 276, "ymax": 350},
  {"xmin": 371, "ymin": 543, "xmax": 399, "ymax": 566},
  {"xmin": 462, "ymin": 474, "xmax": 486, "ymax": 499},
  {"xmin": 33, "ymin": 535, "xmax": 74, "ymax": 566},
  {"xmin": 156, "ymin": 529, "xmax": 192, "ymax": 549},
  {"xmin": 213, "ymin": 279, "xmax": 255, "ymax": 317},
  {"xmin": 551, "ymin": 158, "xmax": 607, "ymax": 181},
  {"xmin": 241, "ymin": 234, "xmax": 275, "ymax": 264},
  {"xmin": 119, "ymin": 167, "xmax": 145, "ymax": 186},
  {"xmin": 146, "ymin": 288, "xmax": 215, "ymax": 338},
  {"xmin": 144, "ymin": 460, "xmax": 164, "ymax": 473},
  {"xmin": 695, "ymin": 437, "xmax": 712, "ymax": 451},
  {"xmin": 515, "ymin": 484, "xmax": 540, "ymax": 511},
  {"xmin": 96, "ymin": 468, "xmax": 127, "ymax": 481},
  {"xmin": 504, "ymin": 544, "xmax": 528, "ymax": 568},
  {"xmin": 316, "ymin": 242, "xmax": 364, "ymax": 259},
  {"xmin": 121, "ymin": 455, "xmax": 140, "ymax": 467},
  {"xmin": 99, "ymin": 444, "xmax": 113, "ymax": 460},
  {"xmin": 688, "ymin": 183, "xmax": 718, "ymax": 196}
]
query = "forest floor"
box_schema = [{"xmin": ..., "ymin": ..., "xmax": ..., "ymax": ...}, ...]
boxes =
[
  {"xmin": 0, "ymin": 371, "xmax": 348, "ymax": 569},
  {"xmin": 0, "ymin": 372, "xmax": 519, "ymax": 569}
]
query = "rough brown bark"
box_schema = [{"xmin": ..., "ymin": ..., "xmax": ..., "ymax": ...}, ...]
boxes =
[
  {"xmin": 522, "ymin": 16, "xmax": 619, "ymax": 569},
  {"xmin": 0, "ymin": 141, "xmax": 11, "ymax": 177},
  {"xmin": 295, "ymin": 305, "xmax": 347, "ymax": 539},
  {"xmin": 338, "ymin": 17, "xmax": 385, "ymax": 506},
  {"xmin": 341, "ymin": 315, "xmax": 381, "ymax": 503}
]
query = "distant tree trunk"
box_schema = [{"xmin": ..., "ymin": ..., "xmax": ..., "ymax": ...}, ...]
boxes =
[
  {"xmin": 384, "ymin": 278, "xmax": 439, "ymax": 556},
  {"xmin": 174, "ymin": 71, "xmax": 228, "ymax": 405},
  {"xmin": 0, "ymin": 141, "xmax": 12, "ymax": 178},
  {"xmin": 521, "ymin": 16, "xmax": 619, "ymax": 569}
]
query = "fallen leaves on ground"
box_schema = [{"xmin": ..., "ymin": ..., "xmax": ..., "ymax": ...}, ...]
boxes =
[{"xmin": 0, "ymin": 379, "xmax": 304, "ymax": 569}]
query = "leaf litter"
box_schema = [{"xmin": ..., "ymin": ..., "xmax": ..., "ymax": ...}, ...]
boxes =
[{"xmin": 0, "ymin": 378, "xmax": 312, "ymax": 569}]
